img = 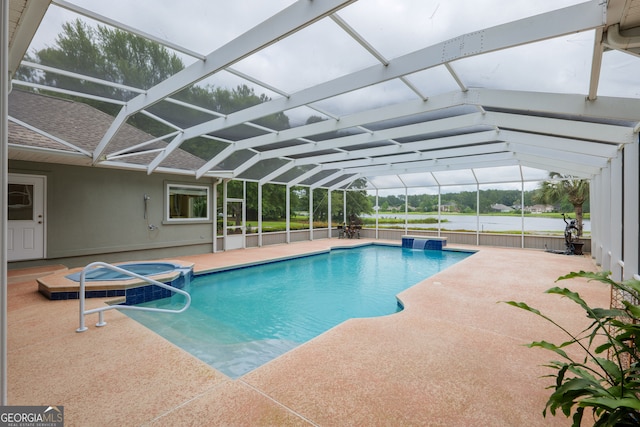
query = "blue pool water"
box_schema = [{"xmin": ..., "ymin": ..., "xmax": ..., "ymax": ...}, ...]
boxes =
[{"xmin": 124, "ymin": 245, "xmax": 472, "ymax": 378}]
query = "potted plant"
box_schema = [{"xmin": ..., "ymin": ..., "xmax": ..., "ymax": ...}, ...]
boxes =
[{"xmin": 504, "ymin": 271, "xmax": 640, "ymax": 426}]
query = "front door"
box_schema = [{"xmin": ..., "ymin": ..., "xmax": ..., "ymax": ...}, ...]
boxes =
[{"xmin": 7, "ymin": 174, "xmax": 46, "ymax": 261}]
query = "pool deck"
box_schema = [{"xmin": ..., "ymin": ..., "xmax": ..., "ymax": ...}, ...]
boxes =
[{"xmin": 7, "ymin": 239, "xmax": 609, "ymax": 426}]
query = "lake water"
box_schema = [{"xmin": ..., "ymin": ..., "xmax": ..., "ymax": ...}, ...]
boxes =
[{"xmin": 364, "ymin": 214, "xmax": 590, "ymax": 233}]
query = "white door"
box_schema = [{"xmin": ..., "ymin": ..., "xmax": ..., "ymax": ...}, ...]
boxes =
[
  {"xmin": 225, "ymin": 199, "xmax": 245, "ymax": 250},
  {"xmin": 7, "ymin": 174, "xmax": 46, "ymax": 261}
]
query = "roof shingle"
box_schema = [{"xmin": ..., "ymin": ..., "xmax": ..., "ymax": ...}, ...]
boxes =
[{"xmin": 8, "ymin": 90, "xmax": 206, "ymax": 171}]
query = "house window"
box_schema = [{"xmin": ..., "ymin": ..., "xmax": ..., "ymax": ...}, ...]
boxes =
[{"xmin": 166, "ymin": 184, "xmax": 210, "ymax": 222}]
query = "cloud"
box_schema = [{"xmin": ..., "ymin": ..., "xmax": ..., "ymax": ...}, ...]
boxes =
[
  {"xmin": 20, "ymin": 0, "xmax": 638, "ymax": 192},
  {"xmin": 28, "ymin": 0, "xmax": 632, "ymax": 102}
]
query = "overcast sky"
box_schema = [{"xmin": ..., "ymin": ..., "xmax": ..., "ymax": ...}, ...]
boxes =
[
  {"xmin": 29, "ymin": 0, "xmax": 639, "ymax": 99},
  {"xmin": 23, "ymin": 0, "xmax": 640, "ymax": 193}
]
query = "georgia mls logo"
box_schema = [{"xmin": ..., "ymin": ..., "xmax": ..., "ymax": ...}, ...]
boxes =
[{"xmin": 0, "ymin": 405, "xmax": 64, "ymax": 427}]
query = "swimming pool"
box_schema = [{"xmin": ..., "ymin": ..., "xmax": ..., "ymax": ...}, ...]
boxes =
[{"xmin": 124, "ymin": 244, "xmax": 472, "ymax": 378}]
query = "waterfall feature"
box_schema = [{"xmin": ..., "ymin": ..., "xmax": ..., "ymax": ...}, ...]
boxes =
[
  {"xmin": 412, "ymin": 239, "xmax": 427, "ymax": 249},
  {"xmin": 402, "ymin": 235, "xmax": 447, "ymax": 250}
]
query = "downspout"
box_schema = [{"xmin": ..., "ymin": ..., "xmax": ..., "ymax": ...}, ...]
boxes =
[{"xmin": 605, "ymin": 24, "xmax": 640, "ymax": 49}]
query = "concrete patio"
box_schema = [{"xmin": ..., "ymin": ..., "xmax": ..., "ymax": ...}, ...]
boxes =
[{"xmin": 7, "ymin": 240, "xmax": 609, "ymax": 426}]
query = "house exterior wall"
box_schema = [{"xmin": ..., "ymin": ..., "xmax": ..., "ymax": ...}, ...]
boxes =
[{"xmin": 9, "ymin": 160, "xmax": 215, "ymax": 268}]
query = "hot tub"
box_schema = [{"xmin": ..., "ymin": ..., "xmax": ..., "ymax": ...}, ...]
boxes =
[{"xmin": 66, "ymin": 262, "xmax": 183, "ymax": 282}]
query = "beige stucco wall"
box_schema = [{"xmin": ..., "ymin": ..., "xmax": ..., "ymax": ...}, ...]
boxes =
[{"xmin": 9, "ymin": 160, "xmax": 216, "ymax": 267}]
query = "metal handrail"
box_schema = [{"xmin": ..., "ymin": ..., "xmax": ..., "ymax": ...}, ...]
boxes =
[{"xmin": 76, "ymin": 262, "xmax": 191, "ymax": 332}]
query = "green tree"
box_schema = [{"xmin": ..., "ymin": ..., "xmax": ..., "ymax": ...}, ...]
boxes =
[
  {"xmin": 535, "ymin": 173, "xmax": 590, "ymax": 235},
  {"xmin": 19, "ymin": 19, "xmax": 290, "ymax": 160},
  {"xmin": 344, "ymin": 179, "xmax": 373, "ymax": 220}
]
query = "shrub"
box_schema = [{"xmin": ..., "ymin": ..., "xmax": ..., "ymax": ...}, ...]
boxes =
[{"xmin": 504, "ymin": 271, "xmax": 640, "ymax": 426}]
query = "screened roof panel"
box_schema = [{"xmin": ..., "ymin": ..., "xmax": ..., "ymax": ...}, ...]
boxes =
[
  {"xmin": 367, "ymin": 175, "xmax": 404, "ymax": 190},
  {"xmin": 143, "ymin": 100, "xmax": 218, "ymax": 130},
  {"xmin": 473, "ymin": 166, "xmax": 523, "ymax": 183},
  {"xmin": 479, "ymin": 181, "xmax": 523, "ymax": 191},
  {"xmin": 309, "ymin": 80, "xmax": 419, "ymax": 117},
  {"xmin": 403, "ymin": 66, "xmax": 466, "ymax": 97},
  {"xmin": 253, "ymin": 139, "xmax": 308, "ymax": 153},
  {"xmin": 46, "ymin": 0, "xmax": 297, "ymax": 57},
  {"xmin": 598, "ymin": 49, "xmax": 640, "ymax": 97},
  {"xmin": 208, "ymin": 124, "xmax": 273, "ymax": 143},
  {"xmin": 272, "ymin": 165, "xmax": 318, "ymax": 184},
  {"xmin": 325, "ymin": 174, "xmax": 358, "ymax": 189},
  {"xmin": 363, "ymin": 105, "xmax": 479, "ymax": 131},
  {"xmin": 301, "ymin": 126, "xmax": 361, "ymax": 143},
  {"xmin": 344, "ymin": 141, "xmax": 396, "ymax": 151},
  {"xmin": 300, "ymin": 169, "xmax": 341, "ymax": 186},
  {"xmin": 283, "ymin": 106, "xmax": 332, "ymax": 128},
  {"xmin": 237, "ymin": 158, "xmax": 291, "ymax": 181},
  {"xmin": 432, "ymin": 169, "xmax": 477, "ymax": 186},
  {"xmin": 231, "ymin": 15, "xmax": 380, "ymax": 94},
  {"xmin": 395, "ymin": 173, "xmax": 439, "ymax": 188},
  {"xmin": 288, "ymin": 149, "xmax": 342, "ymax": 159},
  {"xmin": 452, "ymin": 34, "xmax": 596, "ymax": 93},
  {"xmin": 338, "ymin": 0, "xmax": 587, "ymax": 60},
  {"xmin": 7, "ymin": 0, "xmax": 640, "ymax": 191},
  {"xmin": 520, "ymin": 167, "xmax": 552, "ymax": 181},
  {"xmin": 215, "ymin": 149, "xmax": 256, "ymax": 170}
]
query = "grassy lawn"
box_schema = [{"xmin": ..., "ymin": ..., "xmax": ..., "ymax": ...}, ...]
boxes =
[
  {"xmin": 375, "ymin": 210, "xmax": 589, "ymax": 219},
  {"xmin": 240, "ymin": 212, "xmax": 590, "ymax": 237}
]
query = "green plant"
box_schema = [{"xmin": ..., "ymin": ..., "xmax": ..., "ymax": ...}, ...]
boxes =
[{"xmin": 504, "ymin": 271, "xmax": 640, "ymax": 426}]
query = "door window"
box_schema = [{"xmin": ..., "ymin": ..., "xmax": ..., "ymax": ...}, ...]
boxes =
[{"xmin": 8, "ymin": 183, "xmax": 34, "ymax": 221}]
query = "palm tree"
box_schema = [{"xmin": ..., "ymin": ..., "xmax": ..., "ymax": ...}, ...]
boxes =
[{"xmin": 535, "ymin": 173, "xmax": 589, "ymax": 236}]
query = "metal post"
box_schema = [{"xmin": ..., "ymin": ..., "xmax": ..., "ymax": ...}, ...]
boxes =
[
  {"xmin": 591, "ymin": 175, "xmax": 602, "ymax": 264},
  {"xmin": 521, "ymin": 170, "xmax": 525, "ymax": 249},
  {"xmin": 286, "ymin": 185, "xmax": 291, "ymax": 244},
  {"xmin": 327, "ymin": 189, "xmax": 332, "ymax": 239},
  {"xmin": 476, "ymin": 183, "xmax": 480, "ymax": 246},
  {"xmin": 222, "ymin": 180, "xmax": 228, "ymax": 250},
  {"xmin": 610, "ymin": 154, "xmax": 623, "ymax": 281},
  {"xmin": 309, "ymin": 187, "xmax": 313, "ymax": 241},
  {"xmin": 404, "ymin": 187, "xmax": 408, "ymax": 235},
  {"xmin": 242, "ymin": 181, "xmax": 247, "ymax": 249},
  {"xmin": 601, "ymin": 162, "xmax": 612, "ymax": 271},
  {"xmin": 375, "ymin": 190, "xmax": 379, "ymax": 239},
  {"xmin": 258, "ymin": 183, "xmax": 263, "ymax": 247},
  {"xmin": 212, "ymin": 179, "xmax": 218, "ymax": 252},
  {"xmin": 623, "ymin": 139, "xmax": 639, "ymax": 279},
  {"xmin": 437, "ymin": 187, "xmax": 441, "ymax": 237},
  {"xmin": 343, "ymin": 190, "xmax": 347, "ymax": 224},
  {"xmin": 1, "ymin": 0, "xmax": 9, "ymax": 405}
]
